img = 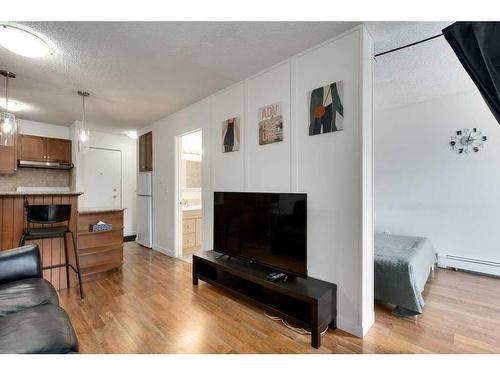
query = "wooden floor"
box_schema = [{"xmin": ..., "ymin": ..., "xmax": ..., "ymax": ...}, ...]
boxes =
[{"xmin": 58, "ymin": 242, "xmax": 500, "ymax": 354}]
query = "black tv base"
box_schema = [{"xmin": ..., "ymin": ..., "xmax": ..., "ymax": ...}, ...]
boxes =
[{"xmin": 192, "ymin": 251, "xmax": 337, "ymax": 349}]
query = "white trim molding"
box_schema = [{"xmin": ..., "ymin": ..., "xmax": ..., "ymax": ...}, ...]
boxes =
[{"xmin": 153, "ymin": 244, "xmax": 175, "ymax": 257}]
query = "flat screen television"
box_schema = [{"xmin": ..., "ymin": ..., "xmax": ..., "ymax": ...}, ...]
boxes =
[{"xmin": 214, "ymin": 192, "xmax": 307, "ymax": 277}]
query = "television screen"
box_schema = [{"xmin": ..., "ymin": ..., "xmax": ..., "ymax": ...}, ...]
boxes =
[{"xmin": 214, "ymin": 192, "xmax": 307, "ymax": 277}]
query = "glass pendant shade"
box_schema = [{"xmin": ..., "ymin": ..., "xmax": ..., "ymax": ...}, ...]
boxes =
[
  {"xmin": 77, "ymin": 91, "xmax": 90, "ymax": 152},
  {"xmin": 0, "ymin": 111, "xmax": 17, "ymax": 146},
  {"xmin": 0, "ymin": 70, "xmax": 18, "ymax": 146},
  {"xmin": 78, "ymin": 127, "xmax": 90, "ymax": 151}
]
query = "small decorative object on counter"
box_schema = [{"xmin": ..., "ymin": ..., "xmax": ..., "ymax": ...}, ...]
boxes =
[{"xmin": 90, "ymin": 220, "xmax": 112, "ymax": 232}]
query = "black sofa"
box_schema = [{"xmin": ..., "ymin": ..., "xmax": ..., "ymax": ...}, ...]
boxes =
[{"xmin": 0, "ymin": 245, "xmax": 79, "ymax": 354}]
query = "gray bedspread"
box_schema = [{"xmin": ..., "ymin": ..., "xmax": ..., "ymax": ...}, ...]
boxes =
[{"xmin": 375, "ymin": 233, "xmax": 437, "ymax": 315}]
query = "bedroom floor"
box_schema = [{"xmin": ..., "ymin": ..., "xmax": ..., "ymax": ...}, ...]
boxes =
[{"xmin": 58, "ymin": 243, "xmax": 500, "ymax": 353}]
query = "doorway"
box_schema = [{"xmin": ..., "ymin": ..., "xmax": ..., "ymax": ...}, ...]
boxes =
[
  {"xmin": 79, "ymin": 147, "xmax": 122, "ymax": 209},
  {"xmin": 175, "ymin": 130, "xmax": 202, "ymax": 260}
]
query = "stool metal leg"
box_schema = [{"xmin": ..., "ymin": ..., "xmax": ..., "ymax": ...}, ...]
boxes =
[
  {"xmin": 69, "ymin": 231, "xmax": 84, "ymax": 299},
  {"xmin": 19, "ymin": 233, "xmax": 26, "ymax": 247},
  {"xmin": 63, "ymin": 233, "xmax": 71, "ymax": 290}
]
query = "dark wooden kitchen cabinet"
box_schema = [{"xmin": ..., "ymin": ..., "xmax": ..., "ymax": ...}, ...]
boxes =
[
  {"xmin": 139, "ymin": 131, "xmax": 152, "ymax": 171},
  {"xmin": 18, "ymin": 134, "xmax": 72, "ymax": 164},
  {"xmin": 145, "ymin": 131, "xmax": 153, "ymax": 171},
  {"xmin": 139, "ymin": 134, "xmax": 146, "ymax": 171}
]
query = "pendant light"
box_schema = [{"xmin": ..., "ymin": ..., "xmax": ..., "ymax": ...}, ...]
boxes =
[
  {"xmin": 0, "ymin": 70, "xmax": 17, "ymax": 146},
  {"xmin": 77, "ymin": 90, "xmax": 90, "ymax": 152}
]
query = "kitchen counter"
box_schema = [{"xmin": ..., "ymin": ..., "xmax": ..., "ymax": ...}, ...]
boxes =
[
  {"xmin": 78, "ymin": 207, "xmax": 125, "ymax": 214},
  {"xmin": 78, "ymin": 208, "xmax": 125, "ymax": 283},
  {"xmin": 0, "ymin": 192, "xmax": 80, "ymax": 291},
  {"xmin": 0, "ymin": 191, "xmax": 83, "ymax": 196}
]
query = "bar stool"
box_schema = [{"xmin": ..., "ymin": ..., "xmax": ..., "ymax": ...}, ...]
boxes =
[{"xmin": 19, "ymin": 203, "xmax": 84, "ymax": 299}]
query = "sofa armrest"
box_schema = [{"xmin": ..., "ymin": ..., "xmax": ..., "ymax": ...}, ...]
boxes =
[{"xmin": 0, "ymin": 245, "xmax": 42, "ymax": 285}]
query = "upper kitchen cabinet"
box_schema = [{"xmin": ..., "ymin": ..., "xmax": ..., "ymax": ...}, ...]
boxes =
[
  {"xmin": 139, "ymin": 131, "xmax": 153, "ymax": 171},
  {"xmin": 46, "ymin": 138, "xmax": 72, "ymax": 163},
  {"xmin": 0, "ymin": 143, "xmax": 17, "ymax": 174},
  {"xmin": 18, "ymin": 134, "xmax": 72, "ymax": 165},
  {"xmin": 18, "ymin": 134, "xmax": 46, "ymax": 162}
]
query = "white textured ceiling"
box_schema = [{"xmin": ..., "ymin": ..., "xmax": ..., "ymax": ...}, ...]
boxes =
[
  {"xmin": 0, "ymin": 22, "xmax": 358, "ymax": 133},
  {"xmin": 366, "ymin": 22, "xmax": 477, "ymax": 110}
]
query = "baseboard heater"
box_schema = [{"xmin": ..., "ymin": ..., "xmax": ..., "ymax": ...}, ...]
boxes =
[{"xmin": 438, "ymin": 254, "xmax": 500, "ymax": 277}]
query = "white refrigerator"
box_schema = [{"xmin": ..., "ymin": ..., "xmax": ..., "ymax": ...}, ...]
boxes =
[{"xmin": 136, "ymin": 172, "xmax": 153, "ymax": 248}]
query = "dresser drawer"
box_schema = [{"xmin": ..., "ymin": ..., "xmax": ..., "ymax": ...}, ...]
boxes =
[
  {"xmin": 195, "ymin": 218, "xmax": 202, "ymax": 246},
  {"xmin": 78, "ymin": 228, "xmax": 123, "ymax": 249},
  {"xmin": 183, "ymin": 219, "xmax": 196, "ymax": 234},
  {"xmin": 79, "ymin": 246, "xmax": 123, "ymax": 269},
  {"xmin": 183, "ymin": 233, "xmax": 195, "ymax": 248}
]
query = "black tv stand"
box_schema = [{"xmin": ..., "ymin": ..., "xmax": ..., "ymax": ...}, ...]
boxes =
[{"xmin": 192, "ymin": 251, "xmax": 337, "ymax": 348}]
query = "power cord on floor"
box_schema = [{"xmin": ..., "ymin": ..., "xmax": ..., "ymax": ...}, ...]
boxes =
[{"xmin": 264, "ymin": 312, "xmax": 328, "ymax": 336}]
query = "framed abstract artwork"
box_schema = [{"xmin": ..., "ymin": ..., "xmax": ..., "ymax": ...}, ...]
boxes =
[
  {"xmin": 222, "ymin": 117, "xmax": 240, "ymax": 153},
  {"xmin": 308, "ymin": 81, "xmax": 344, "ymax": 136}
]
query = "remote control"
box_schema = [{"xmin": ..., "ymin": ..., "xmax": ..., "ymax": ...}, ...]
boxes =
[{"xmin": 266, "ymin": 272, "xmax": 286, "ymax": 282}]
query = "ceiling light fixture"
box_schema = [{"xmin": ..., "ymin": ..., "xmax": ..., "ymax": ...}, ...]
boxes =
[
  {"xmin": 0, "ymin": 70, "xmax": 18, "ymax": 146},
  {"xmin": 126, "ymin": 131, "xmax": 138, "ymax": 140},
  {"xmin": 0, "ymin": 97, "xmax": 28, "ymax": 112},
  {"xmin": 77, "ymin": 90, "xmax": 90, "ymax": 152},
  {"xmin": 0, "ymin": 24, "xmax": 52, "ymax": 58}
]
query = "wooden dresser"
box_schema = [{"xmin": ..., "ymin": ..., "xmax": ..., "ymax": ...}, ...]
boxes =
[{"xmin": 78, "ymin": 208, "xmax": 125, "ymax": 282}]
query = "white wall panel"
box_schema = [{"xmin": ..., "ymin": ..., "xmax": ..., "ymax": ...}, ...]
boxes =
[
  {"xmin": 246, "ymin": 62, "xmax": 291, "ymax": 192},
  {"xmin": 211, "ymin": 83, "xmax": 246, "ymax": 192},
  {"xmin": 295, "ymin": 29, "xmax": 364, "ymax": 335}
]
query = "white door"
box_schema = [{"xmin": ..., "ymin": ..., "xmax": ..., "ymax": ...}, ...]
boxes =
[{"xmin": 80, "ymin": 148, "xmax": 121, "ymax": 208}]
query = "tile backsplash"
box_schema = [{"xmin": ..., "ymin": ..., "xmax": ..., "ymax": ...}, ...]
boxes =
[{"xmin": 0, "ymin": 169, "xmax": 71, "ymax": 191}]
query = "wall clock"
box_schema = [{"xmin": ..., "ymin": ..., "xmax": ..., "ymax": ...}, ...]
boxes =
[{"xmin": 450, "ymin": 128, "xmax": 487, "ymax": 154}]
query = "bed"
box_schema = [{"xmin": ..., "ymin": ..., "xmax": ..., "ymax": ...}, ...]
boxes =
[{"xmin": 374, "ymin": 233, "xmax": 437, "ymax": 316}]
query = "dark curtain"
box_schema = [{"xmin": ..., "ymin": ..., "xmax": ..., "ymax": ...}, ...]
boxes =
[{"xmin": 443, "ymin": 22, "xmax": 500, "ymax": 124}]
